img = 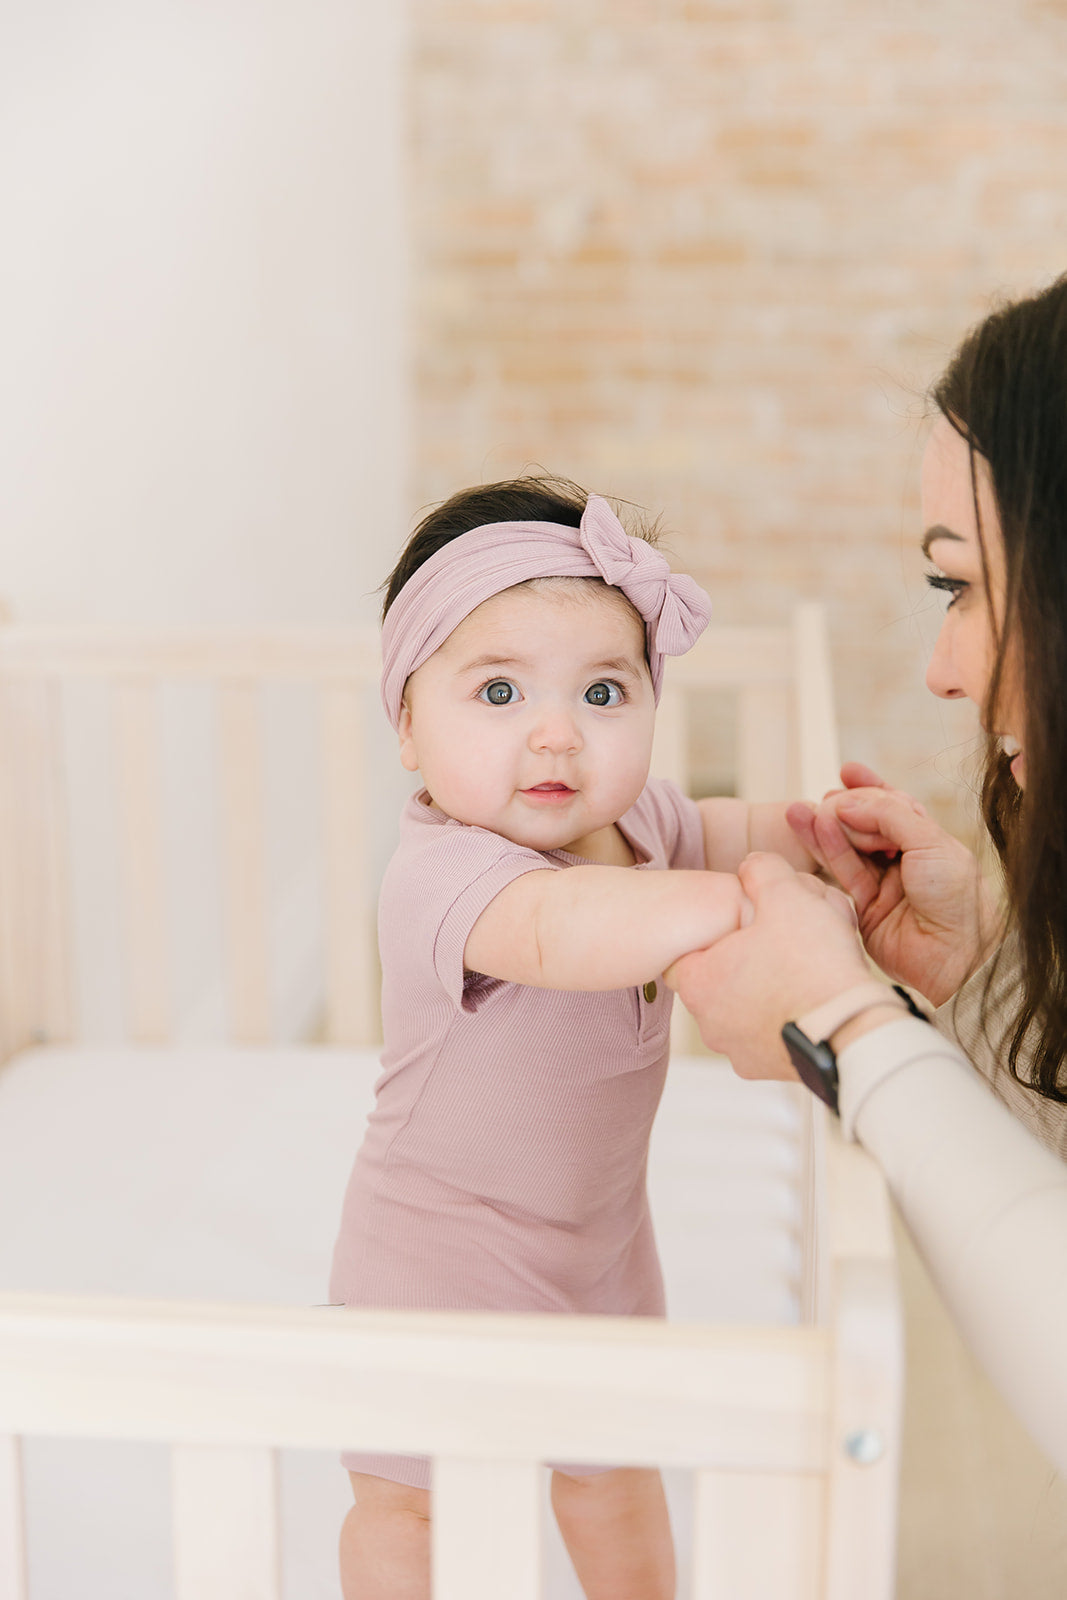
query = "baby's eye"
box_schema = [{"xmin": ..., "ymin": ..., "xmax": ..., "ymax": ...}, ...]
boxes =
[
  {"xmin": 479, "ymin": 679, "xmax": 520, "ymax": 706},
  {"xmin": 925, "ymin": 571, "xmax": 968, "ymax": 610},
  {"xmin": 584, "ymin": 681, "xmax": 623, "ymax": 708}
]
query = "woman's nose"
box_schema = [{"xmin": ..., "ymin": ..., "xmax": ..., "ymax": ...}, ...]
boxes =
[
  {"xmin": 529, "ymin": 706, "xmax": 582, "ymax": 754},
  {"xmin": 925, "ymin": 619, "xmax": 965, "ymax": 700}
]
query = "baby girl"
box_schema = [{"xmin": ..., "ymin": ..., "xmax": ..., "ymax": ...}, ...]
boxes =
[{"xmin": 329, "ymin": 477, "xmax": 815, "ymax": 1599}]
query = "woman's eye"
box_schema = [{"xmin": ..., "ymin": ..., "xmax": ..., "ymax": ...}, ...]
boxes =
[
  {"xmin": 584, "ymin": 681, "xmax": 623, "ymax": 708},
  {"xmin": 479, "ymin": 679, "xmax": 519, "ymax": 705},
  {"xmin": 925, "ymin": 572, "xmax": 968, "ymax": 610}
]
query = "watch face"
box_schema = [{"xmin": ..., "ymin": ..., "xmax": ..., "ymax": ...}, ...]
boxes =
[{"xmin": 781, "ymin": 1022, "xmax": 840, "ymax": 1113}]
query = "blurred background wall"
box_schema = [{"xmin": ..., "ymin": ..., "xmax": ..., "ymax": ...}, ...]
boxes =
[
  {"xmin": 0, "ymin": 0, "xmax": 411, "ymax": 1040},
  {"xmin": 0, "ymin": 0, "xmax": 408, "ymax": 630},
  {"xmin": 2, "ymin": 2, "xmax": 1067, "ymax": 843},
  {"xmin": 412, "ymin": 0, "xmax": 1067, "ymax": 842}
]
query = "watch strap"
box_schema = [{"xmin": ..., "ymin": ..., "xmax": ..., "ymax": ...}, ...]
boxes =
[{"xmin": 796, "ymin": 981, "xmax": 911, "ymax": 1046}]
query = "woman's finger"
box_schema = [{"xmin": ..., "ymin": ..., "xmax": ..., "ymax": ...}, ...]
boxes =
[
  {"xmin": 810, "ymin": 809, "xmax": 885, "ymax": 911},
  {"xmin": 840, "ymin": 760, "xmax": 889, "ymax": 790},
  {"xmin": 736, "ymin": 850, "xmax": 801, "ymax": 899},
  {"xmin": 825, "ymin": 883, "xmax": 860, "ymax": 930}
]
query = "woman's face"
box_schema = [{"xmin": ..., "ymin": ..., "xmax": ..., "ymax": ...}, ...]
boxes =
[{"xmin": 921, "ymin": 416, "xmax": 1026, "ymax": 785}]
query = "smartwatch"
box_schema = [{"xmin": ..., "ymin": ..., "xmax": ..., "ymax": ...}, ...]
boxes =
[{"xmin": 782, "ymin": 982, "xmax": 925, "ymax": 1114}]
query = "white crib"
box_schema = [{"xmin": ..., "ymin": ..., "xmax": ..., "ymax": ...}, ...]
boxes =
[{"xmin": 0, "ymin": 608, "xmax": 902, "ymax": 1599}]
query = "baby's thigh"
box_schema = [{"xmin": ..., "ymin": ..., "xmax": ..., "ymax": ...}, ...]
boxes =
[
  {"xmin": 340, "ymin": 1473, "xmax": 431, "ymax": 1600},
  {"xmin": 550, "ymin": 1467, "xmax": 675, "ymax": 1600},
  {"xmin": 348, "ymin": 1471, "xmax": 431, "ymax": 1518}
]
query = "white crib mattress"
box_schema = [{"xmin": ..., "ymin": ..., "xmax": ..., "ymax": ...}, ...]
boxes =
[{"xmin": 0, "ymin": 1044, "xmax": 805, "ymax": 1599}]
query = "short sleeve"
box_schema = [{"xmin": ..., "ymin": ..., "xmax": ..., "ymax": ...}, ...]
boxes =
[
  {"xmin": 378, "ymin": 810, "xmax": 554, "ymax": 1010},
  {"xmin": 433, "ymin": 850, "xmax": 552, "ymax": 1005},
  {"xmin": 626, "ymin": 778, "xmax": 706, "ymax": 871}
]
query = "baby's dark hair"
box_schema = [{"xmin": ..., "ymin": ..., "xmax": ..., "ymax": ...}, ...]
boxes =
[{"xmin": 381, "ymin": 475, "xmax": 659, "ymax": 620}]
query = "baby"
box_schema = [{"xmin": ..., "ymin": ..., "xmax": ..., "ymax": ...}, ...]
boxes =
[{"xmin": 329, "ymin": 477, "xmax": 815, "ymax": 1600}]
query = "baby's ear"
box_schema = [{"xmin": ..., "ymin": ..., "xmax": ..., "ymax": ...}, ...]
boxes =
[{"xmin": 397, "ymin": 703, "xmax": 420, "ymax": 773}]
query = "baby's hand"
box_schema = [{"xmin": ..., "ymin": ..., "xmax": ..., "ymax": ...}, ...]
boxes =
[
  {"xmin": 699, "ymin": 870, "xmax": 756, "ymax": 947},
  {"xmin": 787, "ymin": 786, "xmax": 916, "ymax": 861}
]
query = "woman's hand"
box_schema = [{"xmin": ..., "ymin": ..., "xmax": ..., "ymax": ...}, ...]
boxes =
[
  {"xmin": 787, "ymin": 762, "xmax": 1001, "ymax": 1007},
  {"xmin": 664, "ymin": 852, "xmax": 870, "ymax": 1079}
]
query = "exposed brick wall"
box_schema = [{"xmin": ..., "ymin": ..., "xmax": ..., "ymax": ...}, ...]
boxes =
[{"xmin": 412, "ymin": 0, "xmax": 1067, "ymax": 837}]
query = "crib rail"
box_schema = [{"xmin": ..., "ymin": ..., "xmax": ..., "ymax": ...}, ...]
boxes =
[
  {"xmin": 0, "ymin": 1121, "xmax": 901, "ymax": 1600},
  {"xmin": 0, "ymin": 1298, "xmax": 833, "ymax": 1600},
  {"xmin": 0, "ymin": 608, "xmax": 838, "ymax": 1064},
  {"xmin": 0, "ymin": 627, "xmax": 382, "ymax": 1058}
]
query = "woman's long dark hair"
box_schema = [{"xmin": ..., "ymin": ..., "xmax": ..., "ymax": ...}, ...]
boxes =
[{"xmin": 932, "ymin": 272, "xmax": 1067, "ymax": 1101}]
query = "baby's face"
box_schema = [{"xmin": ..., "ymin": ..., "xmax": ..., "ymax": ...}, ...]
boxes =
[{"xmin": 398, "ymin": 580, "xmax": 656, "ymax": 858}]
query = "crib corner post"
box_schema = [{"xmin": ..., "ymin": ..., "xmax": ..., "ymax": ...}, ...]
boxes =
[
  {"xmin": 821, "ymin": 1129, "xmax": 904, "ymax": 1600},
  {"xmin": 0, "ymin": 1433, "xmax": 29, "ymax": 1600}
]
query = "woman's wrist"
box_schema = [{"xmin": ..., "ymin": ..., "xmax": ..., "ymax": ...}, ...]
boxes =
[
  {"xmin": 794, "ymin": 980, "xmax": 916, "ymax": 1051},
  {"xmin": 829, "ymin": 1001, "xmax": 916, "ymax": 1054}
]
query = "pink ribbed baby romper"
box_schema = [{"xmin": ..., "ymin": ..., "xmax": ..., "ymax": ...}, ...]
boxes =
[{"xmin": 328, "ymin": 776, "xmax": 705, "ymax": 1486}]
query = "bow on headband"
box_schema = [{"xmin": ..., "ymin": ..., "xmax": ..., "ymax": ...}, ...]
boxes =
[{"xmin": 380, "ymin": 494, "xmax": 711, "ymax": 728}]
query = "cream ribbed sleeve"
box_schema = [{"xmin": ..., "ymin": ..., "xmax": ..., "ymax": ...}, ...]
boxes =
[{"xmin": 836, "ymin": 1017, "xmax": 1067, "ymax": 1476}]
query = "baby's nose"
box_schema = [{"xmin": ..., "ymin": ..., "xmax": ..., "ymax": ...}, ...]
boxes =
[{"xmin": 529, "ymin": 706, "xmax": 583, "ymax": 754}]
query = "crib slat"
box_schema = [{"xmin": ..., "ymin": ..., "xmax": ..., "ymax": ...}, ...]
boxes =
[
  {"xmin": 0, "ymin": 682, "xmax": 74, "ymax": 1056},
  {"xmin": 792, "ymin": 603, "xmax": 840, "ymax": 801},
  {"xmin": 433, "ymin": 1458, "xmax": 540, "ymax": 1600},
  {"xmin": 320, "ymin": 683, "xmax": 375, "ymax": 1044},
  {"xmin": 692, "ymin": 1468, "xmax": 823, "ymax": 1599},
  {"xmin": 651, "ymin": 683, "xmax": 704, "ymax": 1051},
  {"xmin": 172, "ymin": 1444, "xmax": 280, "ymax": 1600},
  {"xmin": 650, "ymin": 684, "xmax": 687, "ymax": 788},
  {"xmin": 737, "ymin": 684, "xmax": 791, "ymax": 801},
  {"xmin": 0, "ymin": 1435, "xmax": 28, "ymax": 1600},
  {"xmin": 798, "ymin": 1094, "xmax": 830, "ymax": 1326},
  {"xmin": 217, "ymin": 683, "xmax": 272, "ymax": 1043},
  {"xmin": 114, "ymin": 681, "xmax": 170, "ymax": 1041}
]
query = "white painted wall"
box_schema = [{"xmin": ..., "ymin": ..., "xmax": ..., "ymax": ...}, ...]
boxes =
[
  {"xmin": 0, "ymin": 0, "xmax": 409, "ymax": 627},
  {"xmin": 0, "ymin": 1, "xmax": 412, "ymax": 1041}
]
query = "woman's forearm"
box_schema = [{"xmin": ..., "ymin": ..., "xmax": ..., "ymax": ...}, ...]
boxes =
[
  {"xmin": 464, "ymin": 866, "xmax": 746, "ymax": 990},
  {"xmin": 838, "ymin": 1018, "xmax": 1067, "ymax": 1476}
]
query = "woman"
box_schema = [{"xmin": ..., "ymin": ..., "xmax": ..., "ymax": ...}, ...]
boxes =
[{"xmin": 667, "ymin": 274, "xmax": 1067, "ymax": 1479}]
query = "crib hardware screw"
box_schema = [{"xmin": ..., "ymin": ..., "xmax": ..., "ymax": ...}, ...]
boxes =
[{"xmin": 844, "ymin": 1429, "xmax": 884, "ymax": 1465}]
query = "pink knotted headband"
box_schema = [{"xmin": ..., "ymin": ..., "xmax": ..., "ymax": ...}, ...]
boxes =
[{"xmin": 380, "ymin": 494, "xmax": 711, "ymax": 728}]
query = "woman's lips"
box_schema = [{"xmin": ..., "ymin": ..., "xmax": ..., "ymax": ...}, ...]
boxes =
[{"xmin": 521, "ymin": 783, "xmax": 575, "ymax": 805}]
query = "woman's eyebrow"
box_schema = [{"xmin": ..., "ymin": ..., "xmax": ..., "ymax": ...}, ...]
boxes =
[{"xmin": 921, "ymin": 524, "xmax": 966, "ymax": 560}]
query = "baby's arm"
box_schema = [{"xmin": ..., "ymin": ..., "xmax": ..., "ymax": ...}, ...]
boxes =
[
  {"xmin": 464, "ymin": 866, "xmax": 747, "ymax": 991},
  {"xmin": 698, "ymin": 798, "xmax": 817, "ymax": 874}
]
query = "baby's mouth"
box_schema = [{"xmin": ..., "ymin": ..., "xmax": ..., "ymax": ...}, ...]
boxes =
[{"xmin": 521, "ymin": 782, "xmax": 576, "ymax": 802}]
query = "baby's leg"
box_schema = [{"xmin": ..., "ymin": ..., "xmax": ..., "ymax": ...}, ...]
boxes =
[
  {"xmin": 339, "ymin": 1472, "xmax": 430, "ymax": 1600},
  {"xmin": 551, "ymin": 1466, "xmax": 675, "ymax": 1600}
]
